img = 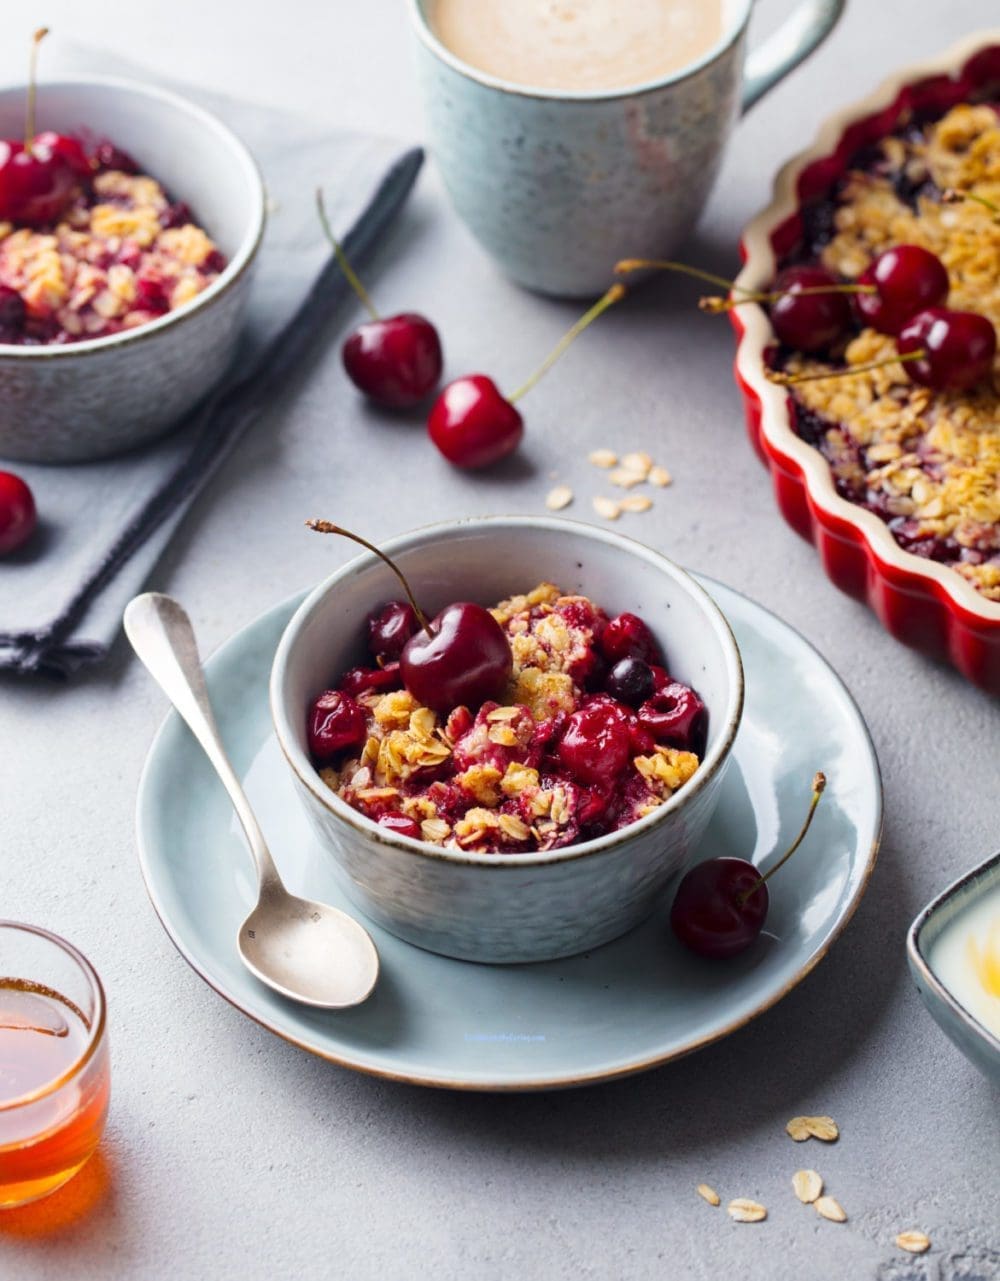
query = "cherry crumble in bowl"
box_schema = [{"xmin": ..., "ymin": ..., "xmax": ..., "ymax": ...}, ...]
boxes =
[
  {"xmin": 308, "ymin": 583, "xmax": 706, "ymax": 854},
  {"xmin": 0, "ymin": 144, "xmax": 225, "ymax": 346}
]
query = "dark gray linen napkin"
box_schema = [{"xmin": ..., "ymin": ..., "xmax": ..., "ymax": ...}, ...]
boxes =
[{"xmin": 0, "ymin": 47, "xmax": 422, "ymax": 678}]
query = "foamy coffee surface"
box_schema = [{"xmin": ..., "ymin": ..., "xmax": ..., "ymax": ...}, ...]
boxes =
[{"xmin": 427, "ymin": 0, "xmax": 724, "ymax": 93}]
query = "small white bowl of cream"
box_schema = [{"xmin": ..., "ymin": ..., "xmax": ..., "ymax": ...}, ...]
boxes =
[{"xmin": 908, "ymin": 850, "xmax": 1000, "ymax": 1085}]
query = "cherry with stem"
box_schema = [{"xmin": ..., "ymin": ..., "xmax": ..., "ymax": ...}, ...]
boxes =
[
  {"xmin": 0, "ymin": 29, "xmax": 90, "ymax": 229},
  {"xmin": 316, "ymin": 190, "xmax": 443, "ymax": 409},
  {"xmin": 428, "ymin": 283, "xmax": 626, "ymax": 469},
  {"xmin": 670, "ymin": 772, "xmax": 826, "ymax": 958},
  {"xmin": 305, "ymin": 520, "xmax": 512, "ymax": 714}
]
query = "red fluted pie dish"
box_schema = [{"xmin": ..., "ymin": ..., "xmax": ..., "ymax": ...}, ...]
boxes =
[{"xmin": 732, "ymin": 31, "xmax": 1000, "ymax": 695}]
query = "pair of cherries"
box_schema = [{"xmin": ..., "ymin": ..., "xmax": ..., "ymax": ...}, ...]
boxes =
[
  {"xmin": 766, "ymin": 245, "xmax": 996, "ymax": 392},
  {"xmin": 317, "ymin": 192, "xmax": 623, "ymax": 469}
]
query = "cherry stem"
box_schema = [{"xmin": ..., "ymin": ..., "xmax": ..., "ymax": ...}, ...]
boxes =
[
  {"xmin": 25, "ymin": 27, "xmax": 49, "ymax": 154},
  {"xmin": 508, "ymin": 283, "xmax": 626, "ymax": 404},
  {"xmin": 699, "ymin": 282, "xmax": 875, "ymax": 314},
  {"xmin": 738, "ymin": 772, "xmax": 827, "ymax": 905},
  {"xmin": 942, "ymin": 187, "xmax": 1000, "ymax": 220},
  {"xmin": 305, "ymin": 520, "xmax": 433, "ymax": 637},
  {"xmin": 315, "ymin": 189, "xmax": 380, "ymax": 323},
  {"xmin": 767, "ymin": 349, "xmax": 925, "ymax": 386},
  {"xmin": 614, "ymin": 257, "xmax": 876, "ymax": 314}
]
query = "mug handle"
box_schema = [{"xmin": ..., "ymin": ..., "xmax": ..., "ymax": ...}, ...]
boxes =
[{"xmin": 741, "ymin": 0, "xmax": 845, "ymax": 113}]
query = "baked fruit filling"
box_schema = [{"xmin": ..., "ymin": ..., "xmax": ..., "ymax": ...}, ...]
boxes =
[
  {"xmin": 0, "ymin": 143, "xmax": 226, "ymax": 345},
  {"xmin": 773, "ymin": 103, "xmax": 1000, "ymax": 602},
  {"xmin": 308, "ymin": 583, "xmax": 707, "ymax": 853}
]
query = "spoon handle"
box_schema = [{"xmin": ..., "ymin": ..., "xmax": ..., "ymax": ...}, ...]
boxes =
[{"xmin": 124, "ymin": 592, "xmax": 283, "ymax": 895}]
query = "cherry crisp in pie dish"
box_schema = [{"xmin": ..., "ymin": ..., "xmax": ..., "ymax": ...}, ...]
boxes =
[
  {"xmin": 0, "ymin": 142, "xmax": 226, "ymax": 345},
  {"xmin": 772, "ymin": 102, "xmax": 1000, "ymax": 603},
  {"xmin": 307, "ymin": 583, "xmax": 707, "ymax": 854}
]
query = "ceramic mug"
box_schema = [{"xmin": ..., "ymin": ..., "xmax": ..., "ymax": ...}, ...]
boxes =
[{"xmin": 409, "ymin": 0, "xmax": 845, "ymax": 296}]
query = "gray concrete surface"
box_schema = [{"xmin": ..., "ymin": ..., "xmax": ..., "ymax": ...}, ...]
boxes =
[{"xmin": 1, "ymin": 2, "xmax": 998, "ymax": 1278}]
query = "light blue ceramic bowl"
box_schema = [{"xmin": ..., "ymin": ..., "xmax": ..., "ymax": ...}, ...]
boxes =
[
  {"xmin": 0, "ymin": 77, "xmax": 265, "ymax": 463},
  {"xmin": 907, "ymin": 850, "xmax": 1000, "ymax": 1086},
  {"xmin": 270, "ymin": 516, "xmax": 744, "ymax": 964}
]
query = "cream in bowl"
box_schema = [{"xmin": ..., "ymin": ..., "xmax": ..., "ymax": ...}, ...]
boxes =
[
  {"xmin": 270, "ymin": 516, "xmax": 743, "ymax": 964},
  {"xmin": 908, "ymin": 849, "xmax": 1000, "ymax": 1085}
]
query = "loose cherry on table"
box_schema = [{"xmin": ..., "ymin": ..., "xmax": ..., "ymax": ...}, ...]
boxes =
[
  {"xmin": 305, "ymin": 520, "xmax": 513, "ymax": 715},
  {"xmin": 670, "ymin": 772, "xmax": 826, "ymax": 959},
  {"xmin": 316, "ymin": 191, "xmax": 442, "ymax": 408},
  {"xmin": 0, "ymin": 29, "xmax": 91, "ymax": 228},
  {"xmin": 0, "ymin": 470, "xmax": 37, "ymax": 555},
  {"xmin": 427, "ymin": 283, "xmax": 626, "ymax": 469}
]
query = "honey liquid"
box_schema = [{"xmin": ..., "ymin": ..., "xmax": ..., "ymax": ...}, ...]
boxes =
[{"xmin": 0, "ymin": 980, "xmax": 109, "ymax": 1207}]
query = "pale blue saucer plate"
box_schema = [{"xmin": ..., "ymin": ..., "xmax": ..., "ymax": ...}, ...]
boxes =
[{"xmin": 136, "ymin": 578, "xmax": 882, "ymax": 1091}]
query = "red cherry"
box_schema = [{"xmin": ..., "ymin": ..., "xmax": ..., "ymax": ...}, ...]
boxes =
[
  {"xmin": 0, "ymin": 470, "xmax": 36, "ymax": 554},
  {"xmin": 0, "ymin": 133, "xmax": 87, "ymax": 226},
  {"xmin": 556, "ymin": 696, "xmax": 631, "ymax": 789},
  {"xmin": 401, "ymin": 602, "xmax": 512, "ymax": 713},
  {"xmin": 428, "ymin": 283, "xmax": 625, "ymax": 470},
  {"xmin": 427, "ymin": 375, "xmax": 524, "ymax": 470},
  {"xmin": 337, "ymin": 662, "xmax": 402, "ymax": 699},
  {"xmin": 770, "ymin": 266, "xmax": 853, "ymax": 352},
  {"xmin": 638, "ymin": 681, "xmax": 706, "ymax": 752},
  {"xmin": 93, "ymin": 141, "xmax": 139, "ymax": 173},
  {"xmin": 342, "ymin": 313, "xmax": 443, "ymax": 408},
  {"xmin": 599, "ymin": 612, "xmax": 663, "ymax": 666},
  {"xmin": 897, "ymin": 307, "xmax": 997, "ymax": 391},
  {"xmin": 367, "ymin": 600, "xmax": 419, "ymax": 662},
  {"xmin": 670, "ymin": 858, "xmax": 769, "ymax": 958},
  {"xmin": 855, "ymin": 245, "xmax": 949, "ymax": 335},
  {"xmin": 307, "ymin": 690, "xmax": 367, "ymax": 760},
  {"xmin": 670, "ymin": 773, "xmax": 826, "ymax": 959},
  {"xmin": 377, "ymin": 813, "xmax": 421, "ymax": 840}
]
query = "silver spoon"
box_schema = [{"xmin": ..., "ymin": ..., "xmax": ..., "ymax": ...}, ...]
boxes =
[{"xmin": 124, "ymin": 592, "xmax": 379, "ymax": 1010}]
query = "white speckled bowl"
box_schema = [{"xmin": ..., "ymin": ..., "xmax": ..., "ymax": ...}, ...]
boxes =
[
  {"xmin": 270, "ymin": 517, "xmax": 744, "ymax": 964},
  {"xmin": 0, "ymin": 77, "xmax": 265, "ymax": 463}
]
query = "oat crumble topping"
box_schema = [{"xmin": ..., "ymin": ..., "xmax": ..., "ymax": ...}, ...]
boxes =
[
  {"xmin": 323, "ymin": 582, "xmax": 702, "ymax": 853},
  {"xmin": 779, "ymin": 104, "xmax": 1000, "ymax": 601}
]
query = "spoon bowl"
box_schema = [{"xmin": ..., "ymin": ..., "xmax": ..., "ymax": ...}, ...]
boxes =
[
  {"xmin": 124, "ymin": 592, "xmax": 379, "ymax": 1010},
  {"xmin": 238, "ymin": 892, "xmax": 378, "ymax": 1010}
]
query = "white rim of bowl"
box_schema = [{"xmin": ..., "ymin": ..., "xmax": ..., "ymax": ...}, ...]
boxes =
[
  {"xmin": 405, "ymin": 0, "xmax": 752, "ymax": 103},
  {"xmin": 733, "ymin": 28, "xmax": 1000, "ymax": 625},
  {"xmin": 0, "ymin": 74, "xmax": 266, "ymax": 359},
  {"xmin": 270, "ymin": 514, "xmax": 745, "ymax": 869}
]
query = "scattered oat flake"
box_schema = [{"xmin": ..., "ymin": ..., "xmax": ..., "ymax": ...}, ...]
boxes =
[
  {"xmin": 621, "ymin": 451, "xmax": 652, "ymax": 477},
  {"xmin": 609, "ymin": 467, "xmax": 646, "ymax": 489},
  {"xmin": 545, "ymin": 484, "xmax": 574, "ymax": 511},
  {"xmin": 593, "ymin": 497, "xmax": 621, "ymax": 521},
  {"xmin": 588, "ymin": 448, "xmax": 618, "ymax": 468},
  {"xmin": 786, "ymin": 1115, "xmax": 839, "ymax": 1142},
  {"xmin": 727, "ymin": 1199, "xmax": 767, "ymax": 1223},
  {"xmin": 696, "ymin": 1184, "xmax": 720, "ymax": 1207},
  {"xmin": 620, "ymin": 494, "xmax": 652, "ymax": 513},
  {"xmin": 648, "ymin": 465, "xmax": 672, "ymax": 487},
  {"xmin": 815, "ymin": 1196, "xmax": 847, "ymax": 1223},
  {"xmin": 895, "ymin": 1231, "xmax": 931, "ymax": 1255},
  {"xmin": 792, "ymin": 1169, "xmax": 823, "ymax": 1204}
]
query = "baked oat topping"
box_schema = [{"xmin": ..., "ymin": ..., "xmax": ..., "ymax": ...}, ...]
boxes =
[
  {"xmin": 0, "ymin": 149, "xmax": 225, "ymax": 345},
  {"xmin": 778, "ymin": 104, "xmax": 1000, "ymax": 600},
  {"xmin": 312, "ymin": 582, "xmax": 706, "ymax": 854}
]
